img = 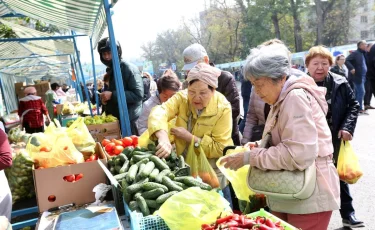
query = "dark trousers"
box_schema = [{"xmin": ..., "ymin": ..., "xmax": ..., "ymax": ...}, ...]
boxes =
[
  {"xmin": 340, "ymin": 180, "xmax": 355, "ymax": 219},
  {"xmin": 23, "ymin": 122, "xmax": 44, "ymax": 134},
  {"xmin": 364, "ymin": 78, "xmax": 373, "ymax": 106},
  {"xmin": 369, "ymin": 77, "xmax": 375, "ymax": 98}
]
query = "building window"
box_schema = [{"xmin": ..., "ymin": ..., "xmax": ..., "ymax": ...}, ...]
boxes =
[
  {"xmin": 361, "ymin": 30, "xmax": 369, "ymax": 39},
  {"xmin": 361, "ymin": 16, "xmax": 368, "ymax": 23}
]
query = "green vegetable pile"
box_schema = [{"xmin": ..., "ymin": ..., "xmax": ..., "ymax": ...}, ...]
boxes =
[
  {"xmin": 5, "ymin": 150, "xmax": 35, "ymax": 203},
  {"xmin": 108, "ymin": 143, "xmax": 212, "ymax": 216}
]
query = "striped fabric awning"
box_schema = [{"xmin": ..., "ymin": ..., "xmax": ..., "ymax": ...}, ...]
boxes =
[{"xmin": 1, "ymin": 0, "xmax": 109, "ymax": 47}]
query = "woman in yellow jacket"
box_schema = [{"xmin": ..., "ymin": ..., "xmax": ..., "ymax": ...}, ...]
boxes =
[{"xmin": 147, "ymin": 63, "xmax": 234, "ymax": 188}]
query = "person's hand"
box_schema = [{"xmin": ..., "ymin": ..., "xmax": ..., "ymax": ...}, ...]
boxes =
[
  {"xmin": 155, "ymin": 130, "xmax": 172, "ymax": 159},
  {"xmin": 0, "ymin": 216, "xmax": 10, "ymax": 230},
  {"xmin": 219, "ymin": 151, "xmax": 248, "ymax": 171},
  {"xmin": 244, "ymin": 142, "xmax": 257, "ymax": 150},
  {"xmin": 101, "ymin": 91, "xmax": 112, "ymax": 102},
  {"xmin": 170, "ymin": 127, "xmax": 192, "ymax": 142},
  {"xmin": 339, "ymin": 130, "xmax": 353, "ymax": 141},
  {"xmin": 350, "ymin": 69, "xmax": 355, "ymax": 75}
]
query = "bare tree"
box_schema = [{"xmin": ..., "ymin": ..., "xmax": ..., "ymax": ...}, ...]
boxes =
[{"xmin": 290, "ymin": 0, "xmax": 303, "ymax": 51}]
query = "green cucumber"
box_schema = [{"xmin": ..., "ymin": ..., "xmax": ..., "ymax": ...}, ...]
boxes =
[
  {"xmin": 114, "ymin": 172, "xmax": 127, "ymax": 181},
  {"xmin": 162, "ymin": 176, "xmax": 183, "ymax": 192},
  {"xmin": 126, "ymin": 164, "xmax": 139, "ymax": 183},
  {"xmin": 145, "ymin": 199, "xmax": 161, "ymax": 209},
  {"xmin": 137, "ymin": 163, "xmax": 146, "ymax": 178},
  {"xmin": 123, "ymin": 190, "xmax": 132, "ymax": 203},
  {"xmin": 132, "ymin": 154, "xmax": 152, "ymax": 162},
  {"xmin": 108, "ymin": 158, "xmax": 114, "ymax": 167},
  {"xmin": 140, "ymin": 161, "xmax": 155, "ymax": 179},
  {"xmin": 135, "ymin": 194, "xmax": 150, "ymax": 216},
  {"xmin": 114, "ymin": 165, "xmax": 122, "ymax": 174},
  {"xmin": 175, "ymin": 176, "xmax": 212, "ymax": 190},
  {"xmin": 119, "ymin": 160, "xmax": 130, "ymax": 174},
  {"xmin": 129, "ymin": 201, "xmax": 138, "ymax": 211},
  {"xmin": 155, "ymin": 169, "xmax": 171, "ymax": 183},
  {"xmin": 141, "ymin": 188, "xmax": 165, "ymax": 199},
  {"xmin": 132, "ymin": 151, "xmax": 155, "ymax": 156},
  {"xmin": 109, "ymin": 166, "xmax": 116, "ymax": 175},
  {"xmin": 173, "ymin": 181, "xmax": 185, "ymax": 188},
  {"xmin": 121, "ymin": 179, "xmax": 130, "ymax": 191},
  {"xmin": 118, "ymin": 153, "xmax": 128, "ymax": 163},
  {"xmin": 156, "ymin": 191, "xmax": 178, "ymax": 204},
  {"xmin": 114, "ymin": 157, "xmax": 122, "ymax": 166},
  {"xmin": 178, "ymin": 155, "xmax": 185, "ymax": 168},
  {"xmin": 122, "ymin": 146, "xmax": 134, "ymax": 158},
  {"xmin": 135, "ymin": 158, "xmax": 149, "ymax": 167},
  {"xmin": 135, "ymin": 177, "xmax": 149, "ymax": 184},
  {"xmin": 141, "ymin": 182, "xmax": 168, "ymax": 192},
  {"xmin": 167, "ymin": 150, "xmax": 177, "ymax": 161},
  {"xmin": 126, "ymin": 183, "xmax": 143, "ymax": 195},
  {"xmin": 167, "ymin": 172, "xmax": 175, "ymax": 180},
  {"xmin": 150, "ymin": 156, "xmax": 169, "ymax": 171},
  {"xmin": 149, "ymin": 168, "xmax": 159, "ymax": 181}
]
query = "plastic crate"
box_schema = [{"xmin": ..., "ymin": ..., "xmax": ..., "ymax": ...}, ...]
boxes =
[
  {"xmin": 124, "ymin": 198, "xmax": 169, "ymax": 230},
  {"xmin": 247, "ymin": 208, "xmax": 297, "ymax": 230},
  {"xmin": 173, "ymin": 163, "xmax": 190, "ymax": 177},
  {"xmin": 112, "ymin": 185, "xmax": 125, "ymax": 216}
]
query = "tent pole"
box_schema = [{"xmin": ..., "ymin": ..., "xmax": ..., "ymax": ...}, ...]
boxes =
[
  {"xmin": 103, "ymin": 0, "xmax": 131, "ymax": 136},
  {"xmin": 70, "ymin": 55, "xmax": 83, "ymax": 102},
  {"xmin": 89, "ymin": 37, "xmax": 100, "ymax": 115},
  {"xmin": 71, "ymin": 31, "xmax": 93, "ymax": 116}
]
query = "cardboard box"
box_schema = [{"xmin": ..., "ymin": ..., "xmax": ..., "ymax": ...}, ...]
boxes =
[
  {"xmin": 33, "ymin": 143, "xmax": 108, "ymax": 213},
  {"xmin": 86, "ymin": 121, "xmax": 121, "ymax": 142}
]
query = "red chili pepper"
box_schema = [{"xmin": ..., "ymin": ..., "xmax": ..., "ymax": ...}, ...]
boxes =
[
  {"xmin": 228, "ymin": 227, "xmax": 248, "ymax": 230},
  {"xmin": 201, "ymin": 224, "xmax": 214, "ymax": 230},
  {"xmin": 253, "ymin": 224, "xmax": 276, "ymax": 230},
  {"xmin": 221, "ymin": 220, "xmax": 240, "ymax": 228},
  {"xmin": 216, "ymin": 215, "xmax": 234, "ymax": 225},
  {"xmin": 265, "ymin": 219, "xmax": 276, "ymax": 228},
  {"xmin": 239, "ymin": 215, "xmax": 245, "ymax": 225},
  {"xmin": 256, "ymin": 216, "xmax": 266, "ymax": 224},
  {"xmin": 232, "ymin": 214, "xmax": 241, "ymax": 222},
  {"xmin": 239, "ymin": 219, "xmax": 257, "ymax": 228}
]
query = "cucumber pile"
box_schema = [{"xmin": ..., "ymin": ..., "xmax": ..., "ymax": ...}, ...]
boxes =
[{"xmin": 107, "ymin": 144, "xmax": 212, "ymax": 216}]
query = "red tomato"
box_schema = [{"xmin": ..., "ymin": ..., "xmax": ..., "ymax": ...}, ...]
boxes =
[
  {"xmin": 40, "ymin": 146, "xmax": 52, "ymax": 152},
  {"xmin": 89, "ymin": 154, "xmax": 98, "ymax": 161},
  {"xmin": 130, "ymin": 135, "xmax": 139, "ymax": 146},
  {"xmin": 48, "ymin": 195, "xmax": 56, "ymax": 202},
  {"xmin": 85, "ymin": 158, "xmax": 92, "ymax": 162},
  {"xmin": 64, "ymin": 174, "xmax": 75, "ymax": 182},
  {"xmin": 75, "ymin": 173, "xmax": 84, "ymax": 181},
  {"xmin": 113, "ymin": 140, "xmax": 123, "ymax": 146},
  {"xmin": 101, "ymin": 139, "xmax": 111, "ymax": 147},
  {"xmin": 122, "ymin": 137, "xmax": 133, "ymax": 147},
  {"xmin": 113, "ymin": 146, "xmax": 124, "ymax": 155},
  {"xmin": 105, "ymin": 143, "xmax": 115, "ymax": 153}
]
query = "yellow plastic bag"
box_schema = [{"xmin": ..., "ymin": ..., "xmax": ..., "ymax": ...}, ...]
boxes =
[
  {"xmin": 158, "ymin": 187, "xmax": 231, "ymax": 230},
  {"xmin": 27, "ymin": 123, "xmax": 84, "ymax": 168},
  {"xmin": 186, "ymin": 139, "xmax": 220, "ymax": 188},
  {"xmin": 67, "ymin": 117, "xmax": 96, "ymax": 153},
  {"xmin": 139, "ymin": 118, "xmax": 176, "ymax": 148},
  {"xmin": 217, "ymin": 147, "xmax": 255, "ymax": 201},
  {"xmin": 337, "ymin": 140, "xmax": 363, "ymax": 184}
]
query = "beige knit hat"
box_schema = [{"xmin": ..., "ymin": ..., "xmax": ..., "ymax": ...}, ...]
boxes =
[{"xmin": 186, "ymin": 63, "xmax": 221, "ymax": 88}]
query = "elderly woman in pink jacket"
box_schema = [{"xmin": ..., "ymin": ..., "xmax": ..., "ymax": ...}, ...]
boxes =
[{"xmin": 221, "ymin": 43, "xmax": 340, "ymax": 230}]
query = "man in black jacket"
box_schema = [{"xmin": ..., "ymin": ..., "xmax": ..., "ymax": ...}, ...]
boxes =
[
  {"xmin": 365, "ymin": 43, "xmax": 375, "ymax": 109},
  {"xmin": 345, "ymin": 40, "xmax": 368, "ymax": 114},
  {"xmin": 182, "ymin": 43, "xmax": 241, "ymax": 146},
  {"xmin": 97, "ymin": 38, "xmax": 144, "ymax": 135}
]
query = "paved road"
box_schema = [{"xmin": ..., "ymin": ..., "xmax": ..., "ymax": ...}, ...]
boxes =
[{"xmin": 236, "ymin": 81, "xmax": 375, "ymax": 229}]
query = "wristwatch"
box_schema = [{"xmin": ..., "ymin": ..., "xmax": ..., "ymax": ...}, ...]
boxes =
[{"xmin": 194, "ymin": 138, "xmax": 201, "ymax": 148}]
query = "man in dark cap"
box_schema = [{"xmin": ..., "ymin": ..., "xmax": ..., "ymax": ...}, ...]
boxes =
[{"xmin": 97, "ymin": 37, "xmax": 143, "ymax": 135}]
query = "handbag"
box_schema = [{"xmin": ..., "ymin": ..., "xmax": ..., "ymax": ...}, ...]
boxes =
[{"xmin": 246, "ymin": 94, "xmax": 317, "ymax": 200}]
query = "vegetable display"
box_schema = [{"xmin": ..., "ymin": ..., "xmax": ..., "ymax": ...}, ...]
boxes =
[
  {"xmin": 106, "ymin": 142, "xmax": 212, "ymax": 217},
  {"xmin": 202, "ymin": 214, "xmax": 288, "ymax": 230},
  {"xmin": 5, "ymin": 149, "xmax": 35, "ymax": 203}
]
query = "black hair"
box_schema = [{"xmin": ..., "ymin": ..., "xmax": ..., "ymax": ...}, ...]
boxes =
[
  {"xmin": 51, "ymin": 83, "xmax": 60, "ymax": 91},
  {"xmin": 188, "ymin": 79, "xmax": 214, "ymax": 91}
]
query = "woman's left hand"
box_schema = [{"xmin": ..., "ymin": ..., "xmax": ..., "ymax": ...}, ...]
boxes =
[
  {"xmin": 170, "ymin": 127, "xmax": 192, "ymax": 142},
  {"xmin": 338, "ymin": 130, "xmax": 353, "ymax": 141},
  {"xmin": 219, "ymin": 151, "xmax": 248, "ymax": 171}
]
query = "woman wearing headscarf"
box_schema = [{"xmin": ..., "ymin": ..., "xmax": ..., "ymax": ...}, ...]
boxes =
[
  {"xmin": 220, "ymin": 43, "xmax": 340, "ymax": 230},
  {"xmin": 147, "ymin": 63, "xmax": 233, "ymax": 189}
]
